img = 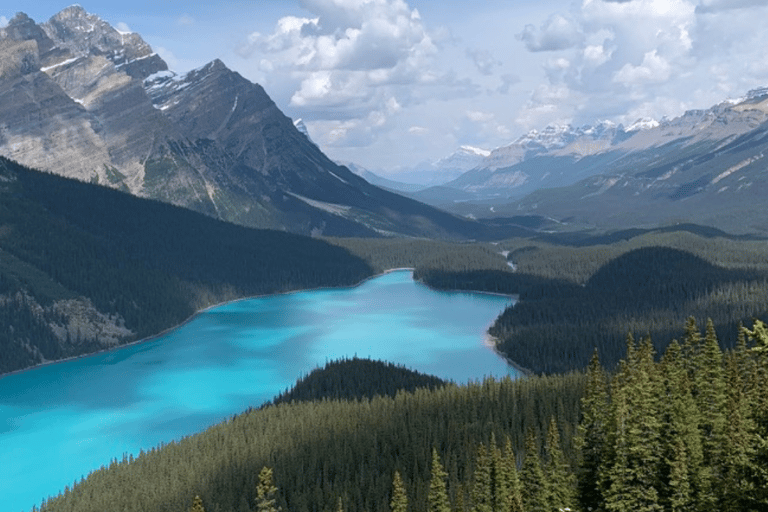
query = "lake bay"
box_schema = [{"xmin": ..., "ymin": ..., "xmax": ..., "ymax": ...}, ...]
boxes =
[{"xmin": 0, "ymin": 270, "xmax": 516, "ymax": 512}]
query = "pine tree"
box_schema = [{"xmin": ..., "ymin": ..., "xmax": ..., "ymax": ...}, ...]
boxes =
[
  {"xmin": 470, "ymin": 443, "xmax": 493, "ymax": 512},
  {"xmin": 681, "ymin": 317, "xmax": 702, "ymax": 375},
  {"xmin": 391, "ymin": 471, "xmax": 408, "ymax": 512},
  {"xmin": 604, "ymin": 335, "xmax": 663, "ymax": 512},
  {"xmin": 695, "ymin": 319, "xmax": 726, "ymax": 509},
  {"xmin": 666, "ymin": 436, "xmax": 692, "ymax": 512},
  {"xmin": 742, "ymin": 319, "xmax": 768, "ymax": 509},
  {"xmin": 719, "ymin": 339, "xmax": 758, "ymax": 512},
  {"xmin": 544, "ymin": 417, "xmax": 577, "ymax": 511},
  {"xmin": 256, "ymin": 467, "xmax": 280, "ymax": 512},
  {"xmin": 190, "ymin": 495, "xmax": 206, "ymax": 512},
  {"xmin": 490, "ymin": 436, "xmax": 510, "ymax": 512},
  {"xmin": 659, "ymin": 339, "xmax": 701, "ymax": 512},
  {"xmin": 502, "ymin": 436, "xmax": 524, "ymax": 512},
  {"xmin": 576, "ymin": 349, "xmax": 609, "ymax": 512},
  {"xmin": 520, "ymin": 430, "xmax": 548, "ymax": 512},
  {"xmin": 428, "ymin": 448, "xmax": 452, "ymax": 512}
]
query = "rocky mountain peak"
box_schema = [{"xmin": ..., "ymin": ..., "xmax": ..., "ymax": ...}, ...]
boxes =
[
  {"xmin": 1, "ymin": 12, "xmax": 56, "ymax": 56},
  {"xmin": 40, "ymin": 5, "xmax": 166, "ymax": 79}
]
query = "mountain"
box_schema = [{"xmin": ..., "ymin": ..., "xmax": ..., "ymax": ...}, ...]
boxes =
[
  {"xmin": 0, "ymin": 155, "xmax": 375, "ymax": 374},
  {"xmin": 434, "ymin": 87, "xmax": 768, "ymax": 234},
  {"xmin": 0, "ymin": 6, "xmax": 486, "ymax": 239},
  {"xmin": 373, "ymin": 145, "xmax": 491, "ymax": 187},
  {"xmin": 445, "ymin": 121, "xmax": 635, "ymax": 200},
  {"xmin": 475, "ymin": 88, "xmax": 768, "ymax": 234}
]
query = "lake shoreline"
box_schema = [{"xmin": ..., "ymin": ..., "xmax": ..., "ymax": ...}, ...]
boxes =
[{"xmin": 1, "ymin": 268, "xmax": 521, "ymax": 380}]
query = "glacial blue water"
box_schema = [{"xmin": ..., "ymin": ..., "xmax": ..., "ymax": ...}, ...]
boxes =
[{"xmin": 0, "ymin": 270, "xmax": 516, "ymax": 512}]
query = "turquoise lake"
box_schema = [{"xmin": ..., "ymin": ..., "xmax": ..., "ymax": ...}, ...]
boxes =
[{"xmin": 0, "ymin": 270, "xmax": 516, "ymax": 512}]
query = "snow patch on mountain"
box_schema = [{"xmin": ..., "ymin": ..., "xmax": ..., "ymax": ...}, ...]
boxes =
[{"xmin": 626, "ymin": 118, "xmax": 660, "ymax": 132}]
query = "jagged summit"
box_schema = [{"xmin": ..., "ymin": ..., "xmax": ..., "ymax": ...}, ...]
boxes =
[
  {"xmin": 0, "ymin": 6, "xmax": 483, "ymax": 239},
  {"xmin": 40, "ymin": 5, "xmax": 166, "ymax": 79}
]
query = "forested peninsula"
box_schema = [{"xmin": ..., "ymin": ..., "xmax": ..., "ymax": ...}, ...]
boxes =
[{"xmin": 33, "ymin": 319, "xmax": 768, "ymax": 512}]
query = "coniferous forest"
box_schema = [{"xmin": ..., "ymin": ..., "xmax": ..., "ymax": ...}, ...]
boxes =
[
  {"xmin": 4, "ymin": 157, "xmax": 768, "ymax": 512},
  {"xmin": 33, "ymin": 319, "xmax": 768, "ymax": 512}
]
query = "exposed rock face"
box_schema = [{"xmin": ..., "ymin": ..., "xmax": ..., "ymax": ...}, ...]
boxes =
[
  {"xmin": 0, "ymin": 6, "xmax": 478, "ymax": 238},
  {"xmin": 445, "ymin": 97, "xmax": 768, "ymax": 203}
]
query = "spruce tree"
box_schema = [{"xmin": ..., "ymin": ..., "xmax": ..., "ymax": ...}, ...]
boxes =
[
  {"xmin": 544, "ymin": 417, "xmax": 577, "ymax": 511},
  {"xmin": 256, "ymin": 467, "xmax": 280, "ymax": 512},
  {"xmin": 490, "ymin": 436, "xmax": 509, "ymax": 512},
  {"xmin": 520, "ymin": 430, "xmax": 548, "ymax": 512},
  {"xmin": 695, "ymin": 319, "xmax": 726, "ymax": 509},
  {"xmin": 391, "ymin": 471, "xmax": 408, "ymax": 512},
  {"xmin": 659, "ymin": 339, "xmax": 702, "ymax": 512},
  {"xmin": 719, "ymin": 340, "xmax": 758, "ymax": 512},
  {"xmin": 428, "ymin": 448, "xmax": 452, "ymax": 512},
  {"xmin": 470, "ymin": 443, "xmax": 493, "ymax": 512},
  {"xmin": 743, "ymin": 319, "xmax": 768, "ymax": 508},
  {"xmin": 576, "ymin": 349, "xmax": 609, "ymax": 512},
  {"xmin": 604, "ymin": 335, "xmax": 663, "ymax": 512},
  {"xmin": 503, "ymin": 436, "xmax": 525, "ymax": 512},
  {"xmin": 190, "ymin": 495, "xmax": 206, "ymax": 512}
]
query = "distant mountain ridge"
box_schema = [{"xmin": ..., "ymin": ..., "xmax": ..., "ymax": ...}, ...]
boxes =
[
  {"xmin": 0, "ymin": 6, "xmax": 487, "ymax": 239},
  {"xmin": 447, "ymin": 87, "xmax": 768, "ymax": 234}
]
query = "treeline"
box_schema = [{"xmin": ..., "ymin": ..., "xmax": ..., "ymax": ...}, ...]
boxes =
[
  {"xmin": 326, "ymin": 238, "xmax": 511, "ymax": 276},
  {"xmin": 33, "ymin": 360, "xmax": 584, "ymax": 512},
  {"xmin": 262, "ymin": 357, "xmax": 448, "ymax": 408},
  {"xmin": 379, "ymin": 318, "xmax": 768, "ymax": 512},
  {"xmin": 0, "ymin": 157, "xmax": 373, "ymax": 374},
  {"xmin": 411, "ymin": 230, "xmax": 768, "ymax": 374},
  {"xmin": 34, "ymin": 319, "xmax": 768, "ymax": 512},
  {"xmin": 489, "ymin": 246, "xmax": 768, "ymax": 373}
]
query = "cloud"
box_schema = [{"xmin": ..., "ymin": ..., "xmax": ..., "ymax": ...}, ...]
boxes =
[
  {"xmin": 696, "ymin": 0, "xmax": 768, "ymax": 13},
  {"xmin": 497, "ymin": 74, "xmax": 521, "ymax": 95},
  {"xmin": 178, "ymin": 14, "xmax": 195, "ymax": 26},
  {"xmin": 409, "ymin": 125, "xmax": 429, "ymax": 135},
  {"xmin": 515, "ymin": 0, "xmax": 706, "ymax": 127},
  {"xmin": 236, "ymin": 0, "xmax": 485, "ymax": 157},
  {"xmin": 613, "ymin": 50, "xmax": 672, "ymax": 84},
  {"xmin": 115, "ymin": 22, "xmax": 132, "ymax": 33},
  {"xmin": 518, "ymin": 14, "xmax": 583, "ymax": 52},
  {"xmin": 238, "ymin": 0, "xmax": 450, "ymax": 117},
  {"xmin": 0, "ymin": 16, "xmax": 8, "ymax": 29},
  {"xmin": 466, "ymin": 48, "xmax": 500, "ymax": 76}
]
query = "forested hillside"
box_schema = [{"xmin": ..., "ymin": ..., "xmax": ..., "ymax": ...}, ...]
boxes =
[
  {"xmin": 0, "ymin": 157, "xmax": 373, "ymax": 374},
  {"xmin": 410, "ymin": 229, "xmax": 768, "ymax": 374},
  {"xmin": 34, "ymin": 319, "xmax": 768, "ymax": 512}
]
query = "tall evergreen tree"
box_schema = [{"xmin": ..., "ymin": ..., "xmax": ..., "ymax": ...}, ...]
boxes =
[
  {"xmin": 719, "ymin": 339, "xmax": 758, "ymax": 512},
  {"xmin": 502, "ymin": 436, "xmax": 524, "ymax": 512},
  {"xmin": 695, "ymin": 320, "xmax": 726, "ymax": 509},
  {"xmin": 428, "ymin": 449, "xmax": 452, "ymax": 512},
  {"xmin": 471, "ymin": 443, "xmax": 493, "ymax": 512},
  {"xmin": 391, "ymin": 471, "xmax": 408, "ymax": 512},
  {"xmin": 576, "ymin": 349, "xmax": 609, "ymax": 512},
  {"xmin": 604, "ymin": 335, "xmax": 663, "ymax": 512},
  {"xmin": 659, "ymin": 339, "xmax": 702, "ymax": 512},
  {"xmin": 256, "ymin": 467, "xmax": 280, "ymax": 512},
  {"xmin": 544, "ymin": 417, "xmax": 577, "ymax": 511},
  {"xmin": 489, "ymin": 436, "xmax": 510, "ymax": 512},
  {"xmin": 743, "ymin": 319, "xmax": 768, "ymax": 508},
  {"xmin": 520, "ymin": 430, "xmax": 548, "ymax": 512}
]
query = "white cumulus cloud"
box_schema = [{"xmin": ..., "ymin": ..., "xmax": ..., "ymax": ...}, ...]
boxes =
[
  {"xmin": 514, "ymin": 0, "xmax": 768, "ymax": 130},
  {"xmin": 237, "ymin": 0, "xmax": 481, "ymax": 152},
  {"xmin": 518, "ymin": 14, "xmax": 583, "ymax": 52}
]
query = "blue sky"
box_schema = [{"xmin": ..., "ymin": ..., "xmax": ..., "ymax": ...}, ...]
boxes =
[{"xmin": 4, "ymin": 0, "xmax": 768, "ymax": 173}]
